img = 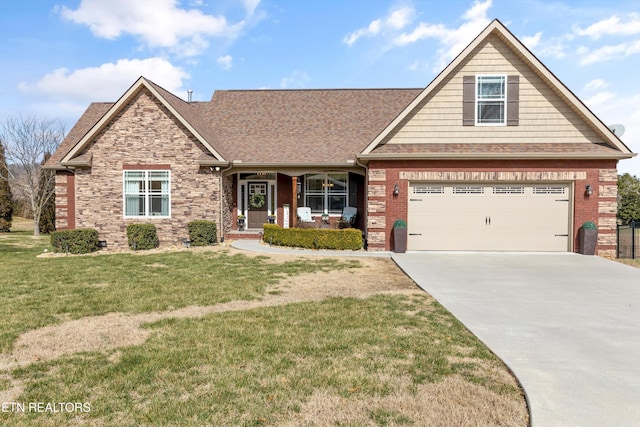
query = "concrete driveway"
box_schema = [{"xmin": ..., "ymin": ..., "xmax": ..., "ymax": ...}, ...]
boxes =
[{"xmin": 391, "ymin": 252, "xmax": 640, "ymax": 427}]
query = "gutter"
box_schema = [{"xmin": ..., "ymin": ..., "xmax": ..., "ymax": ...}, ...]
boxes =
[{"xmin": 358, "ymin": 152, "xmax": 636, "ymax": 161}]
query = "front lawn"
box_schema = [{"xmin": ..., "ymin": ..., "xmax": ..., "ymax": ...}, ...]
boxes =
[
  {"xmin": 0, "ymin": 223, "xmax": 528, "ymax": 426},
  {"xmin": 615, "ymin": 258, "xmax": 640, "ymax": 268}
]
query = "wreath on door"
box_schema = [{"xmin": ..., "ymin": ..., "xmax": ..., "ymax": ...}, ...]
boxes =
[{"xmin": 249, "ymin": 192, "xmax": 265, "ymax": 208}]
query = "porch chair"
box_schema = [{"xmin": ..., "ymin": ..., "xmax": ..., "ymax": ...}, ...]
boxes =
[
  {"xmin": 297, "ymin": 207, "xmax": 314, "ymax": 223},
  {"xmin": 342, "ymin": 206, "xmax": 357, "ymax": 226}
]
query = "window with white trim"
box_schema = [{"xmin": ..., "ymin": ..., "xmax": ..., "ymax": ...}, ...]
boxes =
[
  {"xmin": 123, "ymin": 170, "xmax": 170, "ymax": 217},
  {"xmin": 476, "ymin": 75, "xmax": 506, "ymax": 125},
  {"xmin": 304, "ymin": 173, "xmax": 347, "ymax": 214}
]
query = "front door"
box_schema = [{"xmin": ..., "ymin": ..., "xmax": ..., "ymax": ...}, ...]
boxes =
[{"xmin": 247, "ymin": 182, "xmax": 268, "ymax": 229}]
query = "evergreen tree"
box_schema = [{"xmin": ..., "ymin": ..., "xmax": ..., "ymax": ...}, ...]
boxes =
[
  {"xmin": 38, "ymin": 153, "xmax": 55, "ymax": 234},
  {"xmin": 618, "ymin": 173, "xmax": 640, "ymax": 224},
  {"xmin": 0, "ymin": 141, "xmax": 13, "ymax": 232}
]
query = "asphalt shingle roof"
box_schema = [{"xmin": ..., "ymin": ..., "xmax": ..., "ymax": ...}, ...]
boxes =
[
  {"xmin": 194, "ymin": 88, "xmax": 422, "ymax": 163},
  {"xmin": 48, "ymin": 86, "xmax": 421, "ymax": 167}
]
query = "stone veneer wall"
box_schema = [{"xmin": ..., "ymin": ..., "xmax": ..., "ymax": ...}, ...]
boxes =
[
  {"xmin": 54, "ymin": 170, "xmax": 75, "ymax": 230},
  {"xmin": 71, "ymin": 89, "xmax": 221, "ymax": 248},
  {"xmin": 366, "ymin": 159, "xmax": 619, "ymax": 257}
]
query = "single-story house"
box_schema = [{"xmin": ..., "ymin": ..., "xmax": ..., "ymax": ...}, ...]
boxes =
[{"xmin": 46, "ymin": 20, "xmax": 635, "ymax": 257}]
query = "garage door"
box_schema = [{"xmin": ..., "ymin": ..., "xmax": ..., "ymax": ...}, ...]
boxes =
[{"xmin": 408, "ymin": 183, "xmax": 571, "ymax": 251}]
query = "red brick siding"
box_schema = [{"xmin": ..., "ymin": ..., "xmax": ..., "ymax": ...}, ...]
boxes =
[{"xmin": 367, "ymin": 159, "xmax": 618, "ymax": 256}]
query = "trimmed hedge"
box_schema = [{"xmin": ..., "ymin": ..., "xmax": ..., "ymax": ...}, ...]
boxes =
[
  {"xmin": 187, "ymin": 220, "xmax": 217, "ymax": 246},
  {"xmin": 50, "ymin": 228, "xmax": 99, "ymax": 254},
  {"xmin": 263, "ymin": 224, "xmax": 362, "ymax": 250},
  {"xmin": 127, "ymin": 223, "xmax": 159, "ymax": 250}
]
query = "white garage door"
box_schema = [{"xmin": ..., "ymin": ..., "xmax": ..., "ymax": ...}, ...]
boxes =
[{"xmin": 408, "ymin": 183, "xmax": 571, "ymax": 251}]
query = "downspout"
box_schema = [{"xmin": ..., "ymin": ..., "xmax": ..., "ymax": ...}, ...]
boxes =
[{"xmin": 355, "ymin": 156, "xmax": 368, "ymax": 250}]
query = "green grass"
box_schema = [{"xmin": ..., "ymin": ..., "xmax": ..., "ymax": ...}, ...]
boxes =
[
  {"xmin": 0, "ymin": 227, "xmax": 358, "ymax": 353},
  {"xmin": 5, "ymin": 296, "xmax": 519, "ymax": 426},
  {"xmin": 0, "ymin": 222, "xmax": 526, "ymax": 426}
]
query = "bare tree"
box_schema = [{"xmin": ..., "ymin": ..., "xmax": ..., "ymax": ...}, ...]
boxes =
[{"xmin": 0, "ymin": 116, "xmax": 65, "ymax": 236}]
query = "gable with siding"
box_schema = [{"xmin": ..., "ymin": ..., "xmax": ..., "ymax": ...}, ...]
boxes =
[
  {"xmin": 360, "ymin": 19, "xmax": 632, "ymax": 160},
  {"xmin": 383, "ymin": 33, "xmax": 604, "ymax": 146}
]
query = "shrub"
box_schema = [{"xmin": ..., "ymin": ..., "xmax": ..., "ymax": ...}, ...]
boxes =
[
  {"xmin": 50, "ymin": 228, "xmax": 99, "ymax": 254},
  {"xmin": 127, "ymin": 223, "xmax": 159, "ymax": 250},
  {"xmin": 187, "ymin": 220, "xmax": 217, "ymax": 246},
  {"xmin": 393, "ymin": 219, "xmax": 407, "ymax": 228},
  {"xmin": 582, "ymin": 221, "xmax": 597, "ymax": 230},
  {"xmin": 263, "ymin": 224, "xmax": 362, "ymax": 250}
]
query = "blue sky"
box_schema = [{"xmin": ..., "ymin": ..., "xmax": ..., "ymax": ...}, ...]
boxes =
[{"xmin": 1, "ymin": 0, "xmax": 638, "ymax": 174}]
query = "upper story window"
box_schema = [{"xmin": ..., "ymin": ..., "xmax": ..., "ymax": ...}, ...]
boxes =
[
  {"xmin": 123, "ymin": 170, "xmax": 170, "ymax": 218},
  {"xmin": 463, "ymin": 75, "xmax": 519, "ymax": 127},
  {"xmin": 476, "ymin": 75, "xmax": 506, "ymax": 125}
]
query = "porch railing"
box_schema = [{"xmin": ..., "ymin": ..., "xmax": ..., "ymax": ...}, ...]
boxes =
[{"xmin": 617, "ymin": 221, "xmax": 639, "ymax": 259}]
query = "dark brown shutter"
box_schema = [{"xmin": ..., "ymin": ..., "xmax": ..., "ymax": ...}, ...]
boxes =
[
  {"xmin": 463, "ymin": 76, "xmax": 475, "ymax": 126},
  {"xmin": 507, "ymin": 75, "xmax": 519, "ymax": 126}
]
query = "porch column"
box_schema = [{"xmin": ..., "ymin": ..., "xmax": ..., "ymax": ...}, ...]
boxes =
[{"xmin": 291, "ymin": 176, "xmax": 298, "ymax": 227}]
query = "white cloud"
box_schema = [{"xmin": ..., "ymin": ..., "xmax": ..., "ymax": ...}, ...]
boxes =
[
  {"xmin": 584, "ymin": 79, "xmax": 609, "ymax": 91},
  {"xmin": 386, "ymin": 6, "xmax": 414, "ymax": 30},
  {"xmin": 393, "ymin": 0, "xmax": 492, "ymax": 71},
  {"xmin": 18, "ymin": 58, "xmax": 189, "ymax": 102},
  {"xmin": 583, "ymin": 91, "xmax": 616, "ymax": 108},
  {"xmin": 579, "ymin": 39, "xmax": 640, "ymax": 65},
  {"xmin": 242, "ymin": 0, "xmax": 261, "ymax": 16},
  {"xmin": 574, "ymin": 13, "xmax": 640, "ymax": 39},
  {"xmin": 217, "ymin": 55, "xmax": 233, "ymax": 70},
  {"xmin": 343, "ymin": 5, "xmax": 414, "ymax": 46},
  {"xmin": 280, "ymin": 70, "xmax": 311, "ymax": 89},
  {"xmin": 522, "ymin": 32, "xmax": 542, "ymax": 49},
  {"xmin": 59, "ymin": 0, "xmax": 244, "ymax": 57}
]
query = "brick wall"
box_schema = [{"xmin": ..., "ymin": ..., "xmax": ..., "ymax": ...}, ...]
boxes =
[
  {"xmin": 366, "ymin": 159, "xmax": 618, "ymax": 257},
  {"xmin": 68, "ymin": 89, "xmax": 221, "ymax": 248}
]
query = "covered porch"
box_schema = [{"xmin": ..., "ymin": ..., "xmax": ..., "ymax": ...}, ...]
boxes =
[{"xmin": 224, "ymin": 167, "xmax": 366, "ymax": 239}]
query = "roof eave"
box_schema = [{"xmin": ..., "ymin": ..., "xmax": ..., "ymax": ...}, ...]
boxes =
[{"xmin": 358, "ymin": 152, "xmax": 635, "ymax": 161}]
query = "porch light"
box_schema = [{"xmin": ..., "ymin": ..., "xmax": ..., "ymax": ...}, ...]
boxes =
[
  {"xmin": 585, "ymin": 184, "xmax": 593, "ymax": 196},
  {"xmin": 393, "ymin": 184, "xmax": 400, "ymax": 196}
]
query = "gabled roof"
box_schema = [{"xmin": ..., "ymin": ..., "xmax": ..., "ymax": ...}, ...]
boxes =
[
  {"xmin": 359, "ymin": 19, "xmax": 635, "ymax": 160},
  {"xmin": 47, "ymin": 80, "xmax": 420, "ymax": 169},
  {"xmin": 47, "ymin": 20, "xmax": 634, "ymax": 170},
  {"xmin": 50, "ymin": 77, "xmax": 227, "ymax": 169},
  {"xmin": 46, "ymin": 102, "xmax": 113, "ymax": 168}
]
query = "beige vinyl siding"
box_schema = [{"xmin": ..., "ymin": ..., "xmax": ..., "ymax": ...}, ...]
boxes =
[{"xmin": 387, "ymin": 34, "xmax": 603, "ymax": 145}]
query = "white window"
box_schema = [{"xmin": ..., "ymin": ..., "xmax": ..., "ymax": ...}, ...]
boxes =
[
  {"xmin": 123, "ymin": 170, "xmax": 170, "ymax": 217},
  {"xmin": 476, "ymin": 75, "xmax": 506, "ymax": 125},
  {"xmin": 304, "ymin": 173, "xmax": 348, "ymax": 214}
]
